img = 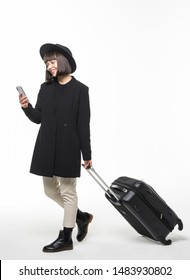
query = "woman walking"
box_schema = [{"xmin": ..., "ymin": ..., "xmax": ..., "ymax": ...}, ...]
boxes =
[{"xmin": 19, "ymin": 43, "xmax": 93, "ymax": 253}]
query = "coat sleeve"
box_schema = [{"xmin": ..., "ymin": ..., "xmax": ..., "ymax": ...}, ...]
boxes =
[
  {"xmin": 77, "ymin": 88, "xmax": 92, "ymax": 160},
  {"xmin": 22, "ymin": 88, "xmax": 42, "ymax": 124}
]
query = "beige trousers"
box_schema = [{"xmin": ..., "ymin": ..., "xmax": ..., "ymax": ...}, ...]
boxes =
[{"xmin": 43, "ymin": 176, "xmax": 78, "ymax": 228}]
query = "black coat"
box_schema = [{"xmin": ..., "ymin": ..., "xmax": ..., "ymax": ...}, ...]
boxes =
[{"xmin": 23, "ymin": 77, "xmax": 91, "ymax": 177}]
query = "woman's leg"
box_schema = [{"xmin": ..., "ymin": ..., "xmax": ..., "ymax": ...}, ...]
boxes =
[
  {"xmin": 42, "ymin": 176, "xmax": 77, "ymax": 252},
  {"xmin": 58, "ymin": 177, "xmax": 78, "ymax": 228},
  {"xmin": 43, "ymin": 177, "xmax": 78, "ymax": 227},
  {"xmin": 43, "ymin": 176, "xmax": 64, "ymax": 208}
]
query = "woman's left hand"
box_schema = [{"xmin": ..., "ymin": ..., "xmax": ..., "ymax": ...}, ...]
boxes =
[{"xmin": 83, "ymin": 160, "xmax": 92, "ymax": 169}]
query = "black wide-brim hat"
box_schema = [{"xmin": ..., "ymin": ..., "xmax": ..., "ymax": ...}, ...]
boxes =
[{"xmin": 39, "ymin": 43, "xmax": 77, "ymax": 73}]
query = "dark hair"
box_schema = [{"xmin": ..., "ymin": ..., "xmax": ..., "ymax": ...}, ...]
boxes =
[{"xmin": 43, "ymin": 52, "xmax": 72, "ymax": 82}]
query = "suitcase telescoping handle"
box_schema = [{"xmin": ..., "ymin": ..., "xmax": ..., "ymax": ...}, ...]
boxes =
[{"xmin": 82, "ymin": 165, "xmax": 119, "ymax": 201}]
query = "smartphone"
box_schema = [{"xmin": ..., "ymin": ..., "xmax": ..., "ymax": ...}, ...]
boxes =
[{"xmin": 16, "ymin": 86, "xmax": 26, "ymax": 96}]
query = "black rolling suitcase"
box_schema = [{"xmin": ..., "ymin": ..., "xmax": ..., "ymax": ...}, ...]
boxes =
[{"xmin": 84, "ymin": 166, "xmax": 183, "ymax": 245}]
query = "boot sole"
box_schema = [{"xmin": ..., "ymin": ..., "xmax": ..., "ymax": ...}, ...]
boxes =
[{"xmin": 43, "ymin": 245, "xmax": 73, "ymax": 253}]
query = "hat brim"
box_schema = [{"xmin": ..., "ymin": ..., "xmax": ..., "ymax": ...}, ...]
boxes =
[{"xmin": 40, "ymin": 43, "xmax": 76, "ymax": 73}]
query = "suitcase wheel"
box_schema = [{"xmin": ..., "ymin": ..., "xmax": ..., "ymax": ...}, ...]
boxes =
[
  {"xmin": 177, "ymin": 219, "xmax": 183, "ymax": 231},
  {"xmin": 159, "ymin": 237, "xmax": 172, "ymax": 245}
]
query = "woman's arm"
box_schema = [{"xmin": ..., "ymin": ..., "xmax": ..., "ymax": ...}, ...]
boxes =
[
  {"xmin": 19, "ymin": 91, "xmax": 42, "ymax": 124},
  {"xmin": 77, "ymin": 88, "xmax": 92, "ymax": 163}
]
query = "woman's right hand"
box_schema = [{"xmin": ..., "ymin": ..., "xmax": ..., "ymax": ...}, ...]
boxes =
[{"xmin": 19, "ymin": 94, "xmax": 29, "ymax": 108}]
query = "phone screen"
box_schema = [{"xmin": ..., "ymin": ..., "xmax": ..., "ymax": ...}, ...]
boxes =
[{"xmin": 16, "ymin": 86, "xmax": 26, "ymax": 96}]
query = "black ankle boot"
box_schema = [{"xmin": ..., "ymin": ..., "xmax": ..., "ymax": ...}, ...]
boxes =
[
  {"xmin": 76, "ymin": 209, "xmax": 93, "ymax": 242},
  {"xmin": 43, "ymin": 228, "xmax": 73, "ymax": 253}
]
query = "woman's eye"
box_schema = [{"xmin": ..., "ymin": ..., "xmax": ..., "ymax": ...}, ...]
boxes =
[{"xmin": 45, "ymin": 60, "xmax": 56, "ymax": 68}]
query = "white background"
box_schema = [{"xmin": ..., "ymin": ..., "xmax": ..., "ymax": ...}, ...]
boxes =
[{"xmin": 0, "ymin": 0, "xmax": 190, "ymax": 261}]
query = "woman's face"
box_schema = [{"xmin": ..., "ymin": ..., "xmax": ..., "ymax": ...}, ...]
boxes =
[{"xmin": 46, "ymin": 59, "xmax": 58, "ymax": 77}]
